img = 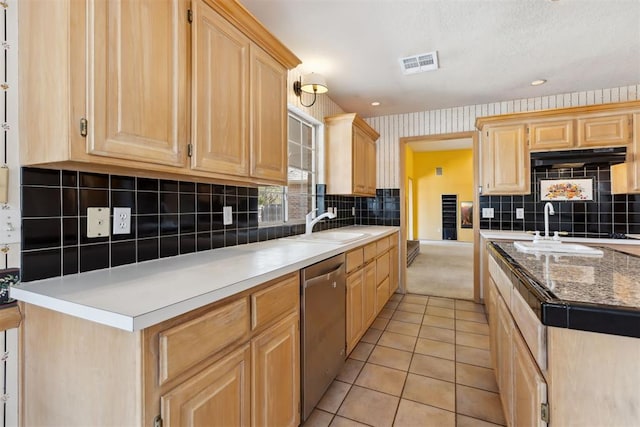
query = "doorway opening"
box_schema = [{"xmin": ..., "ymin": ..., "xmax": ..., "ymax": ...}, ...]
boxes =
[{"xmin": 400, "ymin": 132, "xmax": 479, "ymax": 301}]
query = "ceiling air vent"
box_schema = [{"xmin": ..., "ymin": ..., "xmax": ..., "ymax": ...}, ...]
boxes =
[{"xmin": 400, "ymin": 51, "xmax": 439, "ymax": 75}]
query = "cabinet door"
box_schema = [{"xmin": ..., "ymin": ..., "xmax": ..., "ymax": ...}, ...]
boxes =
[
  {"xmin": 496, "ymin": 296, "xmax": 514, "ymax": 426},
  {"xmin": 376, "ymin": 252, "xmax": 390, "ymax": 286},
  {"xmin": 363, "ymin": 262, "xmax": 377, "ymax": 327},
  {"xmin": 513, "ymin": 329, "xmax": 548, "ymax": 427},
  {"xmin": 482, "ymin": 124, "xmax": 529, "ymax": 195},
  {"xmin": 161, "ymin": 344, "xmax": 250, "ymax": 427},
  {"xmin": 529, "ymin": 120, "xmax": 573, "ymax": 151},
  {"xmin": 486, "ymin": 278, "xmax": 499, "ymax": 374},
  {"xmin": 252, "ymin": 313, "xmax": 300, "ymax": 427},
  {"xmin": 353, "ymin": 127, "xmax": 368, "ymax": 195},
  {"xmin": 629, "ymin": 113, "xmax": 640, "ymax": 193},
  {"xmin": 346, "ymin": 271, "xmax": 364, "ymax": 354},
  {"xmin": 88, "ymin": 0, "xmax": 188, "ymax": 167},
  {"xmin": 389, "ymin": 245, "xmax": 399, "ymax": 296},
  {"xmin": 191, "ymin": 1, "xmax": 249, "ymax": 176},
  {"xmin": 250, "ymin": 45, "xmax": 288, "ymax": 184},
  {"xmin": 577, "ymin": 114, "xmax": 631, "ymax": 147},
  {"xmin": 365, "ymin": 137, "xmax": 377, "ymax": 194},
  {"xmin": 375, "ymin": 277, "xmax": 390, "ymax": 314}
]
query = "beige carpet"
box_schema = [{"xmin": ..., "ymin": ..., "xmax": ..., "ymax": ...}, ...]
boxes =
[{"xmin": 406, "ymin": 241, "xmax": 474, "ymax": 300}]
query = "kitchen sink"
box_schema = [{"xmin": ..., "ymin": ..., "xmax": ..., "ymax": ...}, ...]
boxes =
[
  {"xmin": 284, "ymin": 231, "xmax": 369, "ymax": 244},
  {"xmin": 514, "ymin": 241, "xmax": 603, "ymax": 256}
]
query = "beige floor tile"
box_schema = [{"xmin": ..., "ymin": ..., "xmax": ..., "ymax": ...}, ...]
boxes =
[
  {"xmin": 378, "ymin": 308, "xmax": 394, "ymax": 319},
  {"xmin": 391, "ymin": 310, "xmax": 423, "ymax": 324},
  {"xmin": 336, "ymin": 358, "xmax": 365, "ymax": 383},
  {"xmin": 403, "ymin": 373, "xmax": 455, "ymax": 411},
  {"xmin": 455, "ymin": 310, "xmax": 487, "ymax": 323},
  {"xmin": 456, "ymin": 346, "xmax": 492, "ymax": 369},
  {"xmin": 456, "ymin": 320, "xmax": 490, "ymax": 336},
  {"xmin": 349, "ymin": 342, "xmax": 375, "ymax": 361},
  {"xmin": 354, "ymin": 363, "xmax": 407, "ymax": 396},
  {"xmin": 337, "ymin": 385, "xmax": 399, "ymax": 427},
  {"xmin": 429, "ymin": 297, "xmax": 455, "ymax": 309},
  {"xmin": 396, "ymin": 302, "xmax": 426, "ymax": 314},
  {"xmin": 389, "ymin": 293, "xmax": 403, "ymax": 302},
  {"xmin": 415, "ymin": 337, "xmax": 455, "ymax": 360},
  {"xmin": 317, "ymin": 381, "xmax": 352, "ymax": 413},
  {"xmin": 456, "ymin": 362, "xmax": 498, "ymax": 393},
  {"xmin": 360, "ymin": 327, "xmax": 383, "ymax": 344},
  {"xmin": 371, "ymin": 316, "xmax": 390, "ymax": 330},
  {"xmin": 402, "ymin": 294, "xmax": 429, "ymax": 305},
  {"xmin": 425, "ymin": 306, "xmax": 455, "ymax": 319},
  {"xmin": 377, "ymin": 331, "xmax": 418, "ymax": 352},
  {"xmin": 384, "ymin": 300, "xmax": 399, "ymax": 310},
  {"xmin": 457, "ymin": 331, "xmax": 490, "ymax": 350},
  {"xmin": 456, "ymin": 385, "xmax": 506, "ymax": 425},
  {"xmin": 368, "ymin": 345, "xmax": 413, "ymax": 371},
  {"xmin": 409, "ymin": 353, "xmax": 455, "ymax": 382},
  {"xmin": 303, "ymin": 409, "xmax": 334, "ymax": 427},
  {"xmin": 385, "ymin": 320, "xmax": 420, "ymax": 337},
  {"xmin": 455, "ymin": 300, "xmax": 486, "ymax": 313},
  {"xmin": 419, "ymin": 325, "xmax": 455, "ymax": 343},
  {"xmin": 329, "ymin": 416, "xmax": 369, "ymax": 427},
  {"xmin": 456, "ymin": 414, "xmax": 504, "ymax": 427},
  {"xmin": 423, "ymin": 314, "xmax": 455, "ymax": 329},
  {"xmin": 394, "ymin": 398, "xmax": 455, "ymax": 427}
]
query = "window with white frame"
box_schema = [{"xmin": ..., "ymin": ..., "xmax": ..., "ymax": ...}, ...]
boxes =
[{"xmin": 258, "ymin": 112, "xmax": 317, "ymax": 225}]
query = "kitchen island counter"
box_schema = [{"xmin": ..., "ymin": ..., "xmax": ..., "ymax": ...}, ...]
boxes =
[
  {"xmin": 489, "ymin": 241, "xmax": 640, "ymax": 338},
  {"xmin": 11, "ymin": 226, "xmax": 399, "ymax": 331}
]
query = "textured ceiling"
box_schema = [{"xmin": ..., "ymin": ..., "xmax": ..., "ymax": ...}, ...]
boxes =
[{"xmin": 241, "ymin": 0, "xmax": 640, "ymax": 118}]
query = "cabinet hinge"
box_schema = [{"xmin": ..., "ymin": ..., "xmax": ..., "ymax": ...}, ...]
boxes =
[
  {"xmin": 187, "ymin": 143, "xmax": 193, "ymax": 157},
  {"xmin": 80, "ymin": 118, "xmax": 88, "ymax": 138},
  {"xmin": 153, "ymin": 415, "xmax": 163, "ymax": 427},
  {"xmin": 187, "ymin": 9, "xmax": 193, "ymax": 23},
  {"xmin": 541, "ymin": 403, "xmax": 549, "ymax": 423}
]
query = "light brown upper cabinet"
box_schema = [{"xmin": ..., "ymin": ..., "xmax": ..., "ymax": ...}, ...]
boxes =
[
  {"xmin": 481, "ymin": 124, "xmax": 530, "ymax": 195},
  {"xmin": 325, "ymin": 113, "xmax": 380, "ymax": 196},
  {"xmin": 528, "ymin": 120, "xmax": 573, "ymax": 151},
  {"xmin": 19, "ymin": 0, "xmax": 299, "ymax": 186},
  {"xmin": 576, "ymin": 113, "xmax": 631, "ymax": 147}
]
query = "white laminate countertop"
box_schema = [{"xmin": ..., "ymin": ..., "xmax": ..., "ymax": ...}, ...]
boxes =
[{"xmin": 11, "ymin": 226, "xmax": 399, "ymax": 332}]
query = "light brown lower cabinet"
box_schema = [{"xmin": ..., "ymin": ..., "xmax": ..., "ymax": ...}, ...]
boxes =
[{"xmin": 20, "ymin": 272, "xmax": 300, "ymax": 427}]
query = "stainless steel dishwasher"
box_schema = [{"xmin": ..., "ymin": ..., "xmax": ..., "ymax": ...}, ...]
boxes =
[{"xmin": 301, "ymin": 253, "xmax": 346, "ymax": 422}]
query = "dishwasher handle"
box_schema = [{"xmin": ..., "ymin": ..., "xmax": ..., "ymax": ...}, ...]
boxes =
[{"xmin": 304, "ymin": 264, "xmax": 344, "ymax": 289}]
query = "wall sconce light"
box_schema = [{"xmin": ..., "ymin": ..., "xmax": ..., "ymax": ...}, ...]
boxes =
[{"xmin": 293, "ymin": 73, "xmax": 328, "ymax": 107}]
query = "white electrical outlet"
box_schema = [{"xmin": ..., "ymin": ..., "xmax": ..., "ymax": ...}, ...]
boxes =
[
  {"xmin": 0, "ymin": 207, "xmax": 21, "ymax": 244},
  {"xmin": 113, "ymin": 207, "xmax": 132, "ymax": 234},
  {"xmin": 482, "ymin": 208, "xmax": 495, "ymax": 219},
  {"xmin": 87, "ymin": 207, "xmax": 110, "ymax": 238},
  {"xmin": 223, "ymin": 206, "xmax": 233, "ymax": 225},
  {"xmin": 516, "ymin": 208, "xmax": 525, "ymax": 220},
  {"xmin": 352, "ymin": 206, "xmax": 356, "ymax": 216}
]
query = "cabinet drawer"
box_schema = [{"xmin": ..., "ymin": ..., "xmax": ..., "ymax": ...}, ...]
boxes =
[
  {"xmin": 376, "ymin": 237, "xmax": 390, "ymax": 255},
  {"xmin": 389, "ymin": 233, "xmax": 398, "ymax": 248},
  {"xmin": 376, "ymin": 251, "xmax": 390, "ymax": 285},
  {"xmin": 363, "ymin": 242, "xmax": 377, "ymax": 263},
  {"xmin": 488, "ymin": 255, "xmax": 512, "ymax": 307},
  {"xmin": 376, "ymin": 277, "xmax": 390, "ymax": 312},
  {"xmin": 251, "ymin": 273, "xmax": 299, "ymax": 331},
  {"xmin": 159, "ymin": 298, "xmax": 250, "ymax": 384},
  {"xmin": 346, "ymin": 248, "xmax": 364, "ymax": 273},
  {"xmin": 511, "ymin": 288, "xmax": 547, "ymax": 371}
]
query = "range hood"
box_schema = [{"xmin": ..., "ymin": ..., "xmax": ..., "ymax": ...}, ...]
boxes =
[{"xmin": 530, "ymin": 147, "xmax": 627, "ymax": 169}]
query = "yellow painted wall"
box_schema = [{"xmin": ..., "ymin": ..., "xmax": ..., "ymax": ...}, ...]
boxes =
[
  {"xmin": 405, "ymin": 146, "xmax": 415, "ymax": 239},
  {"xmin": 412, "ymin": 149, "xmax": 474, "ymax": 242}
]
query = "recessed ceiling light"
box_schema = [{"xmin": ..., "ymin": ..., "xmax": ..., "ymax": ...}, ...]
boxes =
[
  {"xmin": 531, "ymin": 79, "xmax": 547, "ymax": 86},
  {"xmin": 371, "ymin": 101, "xmax": 381, "ymax": 106}
]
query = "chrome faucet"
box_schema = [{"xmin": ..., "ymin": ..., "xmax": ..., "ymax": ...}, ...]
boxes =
[
  {"xmin": 305, "ymin": 209, "xmax": 337, "ymax": 235},
  {"xmin": 543, "ymin": 202, "xmax": 555, "ymax": 239}
]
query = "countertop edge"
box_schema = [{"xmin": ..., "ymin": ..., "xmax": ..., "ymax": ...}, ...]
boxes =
[{"xmin": 12, "ymin": 226, "xmax": 399, "ymax": 331}]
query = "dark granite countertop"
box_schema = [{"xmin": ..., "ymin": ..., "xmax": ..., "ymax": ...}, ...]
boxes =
[{"xmin": 489, "ymin": 242, "xmax": 640, "ymax": 338}]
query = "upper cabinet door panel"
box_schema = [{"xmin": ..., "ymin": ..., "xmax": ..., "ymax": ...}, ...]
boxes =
[
  {"xmin": 577, "ymin": 114, "xmax": 631, "ymax": 147},
  {"xmin": 529, "ymin": 120, "xmax": 573, "ymax": 151},
  {"xmin": 250, "ymin": 46, "xmax": 288, "ymax": 184},
  {"xmin": 88, "ymin": 0, "xmax": 188, "ymax": 166},
  {"xmin": 483, "ymin": 124, "xmax": 529, "ymax": 194},
  {"xmin": 191, "ymin": 1, "xmax": 249, "ymax": 176}
]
